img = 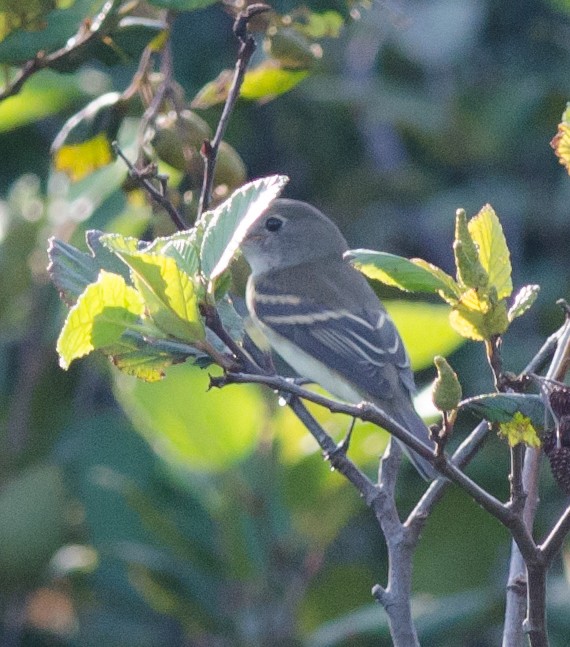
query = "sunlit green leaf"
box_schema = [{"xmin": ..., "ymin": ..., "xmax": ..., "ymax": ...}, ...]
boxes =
[
  {"xmin": 449, "ymin": 290, "xmax": 509, "ymax": 341},
  {"xmin": 145, "ymin": 230, "xmax": 200, "ymax": 277},
  {"xmin": 347, "ymin": 249, "xmax": 459, "ymax": 297},
  {"xmin": 101, "ymin": 243, "xmax": 205, "ymax": 342},
  {"xmin": 199, "ymin": 174, "xmax": 288, "ymax": 280},
  {"xmin": 56, "ymin": 270, "xmax": 145, "ymax": 369},
  {"xmin": 468, "ymin": 204, "xmax": 512, "ymax": 299},
  {"xmin": 295, "ymin": 10, "xmax": 344, "ymax": 39}
]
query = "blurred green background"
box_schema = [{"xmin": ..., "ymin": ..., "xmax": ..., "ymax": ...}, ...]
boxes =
[{"xmin": 1, "ymin": 0, "xmax": 570, "ymax": 645}]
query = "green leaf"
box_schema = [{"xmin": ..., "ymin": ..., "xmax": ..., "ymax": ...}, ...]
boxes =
[
  {"xmin": 47, "ymin": 230, "xmax": 130, "ymax": 306},
  {"xmin": 468, "ymin": 204, "xmax": 513, "ymax": 299},
  {"xmin": 265, "ymin": 28, "xmax": 320, "ymax": 69},
  {"xmin": 0, "ymin": 70, "xmax": 84, "ymax": 133},
  {"xmin": 385, "ymin": 301, "xmax": 464, "ymax": 371},
  {"xmin": 459, "ymin": 393, "xmax": 545, "ymax": 427},
  {"xmin": 56, "ymin": 270, "xmax": 145, "ymax": 369},
  {"xmin": 508, "ymin": 284, "xmax": 540, "ymax": 322},
  {"xmin": 106, "ymin": 332, "xmax": 187, "ymax": 382},
  {"xmin": 100, "ymin": 238, "xmax": 205, "ymax": 342},
  {"xmin": 498, "ymin": 412, "xmax": 541, "ymax": 448},
  {"xmin": 199, "ymin": 174, "xmax": 289, "ymax": 280},
  {"xmin": 347, "ymin": 249, "xmax": 460, "ymax": 298},
  {"xmin": 453, "ymin": 208, "xmax": 488, "ymax": 289}
]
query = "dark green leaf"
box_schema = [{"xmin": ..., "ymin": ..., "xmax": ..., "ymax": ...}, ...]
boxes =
[{"xmin": 459, "ymin": 393, "xmax": 545, "ymax": 427}]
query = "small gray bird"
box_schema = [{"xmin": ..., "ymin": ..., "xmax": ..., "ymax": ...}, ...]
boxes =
[{"xmin": 240, "ymin": 199, "xmax": 436, "ymax": 480}]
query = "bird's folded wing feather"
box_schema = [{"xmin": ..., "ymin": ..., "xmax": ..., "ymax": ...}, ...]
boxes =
[{"xmin": 249, "ymin": 280, "xmax": 414, "ymax": 401}]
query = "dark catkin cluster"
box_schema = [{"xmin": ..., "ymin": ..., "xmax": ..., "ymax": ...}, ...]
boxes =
[{"xmin": 543, "ymin": 385, "xmax": 570, "ymax": 495}]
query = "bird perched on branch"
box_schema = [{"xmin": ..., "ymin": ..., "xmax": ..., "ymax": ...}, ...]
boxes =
[{"xmin": 240, "ymin": 198, "xmax": 436, "ymax": 480}]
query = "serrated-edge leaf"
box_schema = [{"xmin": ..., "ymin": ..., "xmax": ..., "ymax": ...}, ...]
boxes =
[
  {"xmin": 144, "ymin": 230, "xmax": 200, "ymax": 276},
  {"xmin": 48, "ymin": 231, "xmax": 130, "ymax": 306},
  {"xmin": 508, "ymin": 284, "xmax": 540, "ymax": 322},
  {"xmin": 99, "ymin": 232, "xmax": 143, "ymax": 255},
  {"xmin": 468, "ymin": 204, "xmax": 513, "ymax": 299},
  {"xmin": 200, "ymin": 175, "xmax": 289, "ymax": 280},
  {"xmin": 118, "ymin": 252, "xmax": 204, "ymax": 341},
  {"xmin": 56, "ymin": 270, "xmax": 145, "ymax": 369},
  {"xmin": 449, "ymin": 306, "xmax": 486, "ymax": 341},
  {"xmin": 347, "ymin": 249, "xmax": 459, "ymax": 297}
]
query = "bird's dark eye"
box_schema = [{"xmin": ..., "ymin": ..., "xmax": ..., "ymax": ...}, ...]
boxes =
[{"xmin": 265, "ymin": 217, "xmax": 283, "ymax": 232}]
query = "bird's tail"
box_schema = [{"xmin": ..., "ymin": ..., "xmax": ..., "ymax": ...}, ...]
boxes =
[{"xmin": 392, "ymin": 405, "xmax": 437, "ymax": 481}]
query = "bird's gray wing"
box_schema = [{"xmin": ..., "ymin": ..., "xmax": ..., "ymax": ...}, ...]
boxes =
[{"xmin": 249, "ymin": 279, "xmax": 414, "ymax": 401}]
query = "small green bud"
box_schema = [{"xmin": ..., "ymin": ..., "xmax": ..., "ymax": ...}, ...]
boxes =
[{"xmin": 432, "ymin": 355, "xmax": 462, "ymax": 412}]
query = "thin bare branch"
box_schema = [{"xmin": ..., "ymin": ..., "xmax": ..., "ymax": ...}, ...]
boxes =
[
  {"xmin": 113, "ymin": 143, "xmax": 187, "ymax": 230},
  {"xmin": 197, "ymin": 4, "xmax": 270, "ymax": 217}
]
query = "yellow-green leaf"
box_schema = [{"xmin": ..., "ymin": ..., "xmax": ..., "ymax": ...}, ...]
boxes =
[
  {"xmin": 191, "ymin": 63, "xmax": 309, "ymax": 109},
  {"xmin": 551, "ymin": 103, "xmax": 570, "ymax": 175},
  {"xmin": 56, "ymin": 270, "xmax": 145, "ymax": 369},
  {"xmin": 120, "ymin": 252, "xmax": 204, "ymax": 342},
  {"xmin": 449, "ymin": 305, "xmax": 487, "ymax": 341},
  {"xmin": 347, "ymin": 250, "xmax": 460, "ymax": 299},
  {"xmin": 498, "ymin": 412, "xmax": 541, "ymax": 448},
  {"xmin": 110, "ymin": 348, "xmax": 173, "ymax": 382},
  {"xmin": 468, "ymin": 204, "xmax": 512, "ymax": 299},
  {"xmin": 449, "ymin": 293, "xmax": 509, "ymax": 341},
  {"xmin": 53, "ymin": 132, "xmax": 114, "ymax": 182},
  {"xmin": 241, "ymin": 63, "xmax": 309, "ymax": 100}
]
